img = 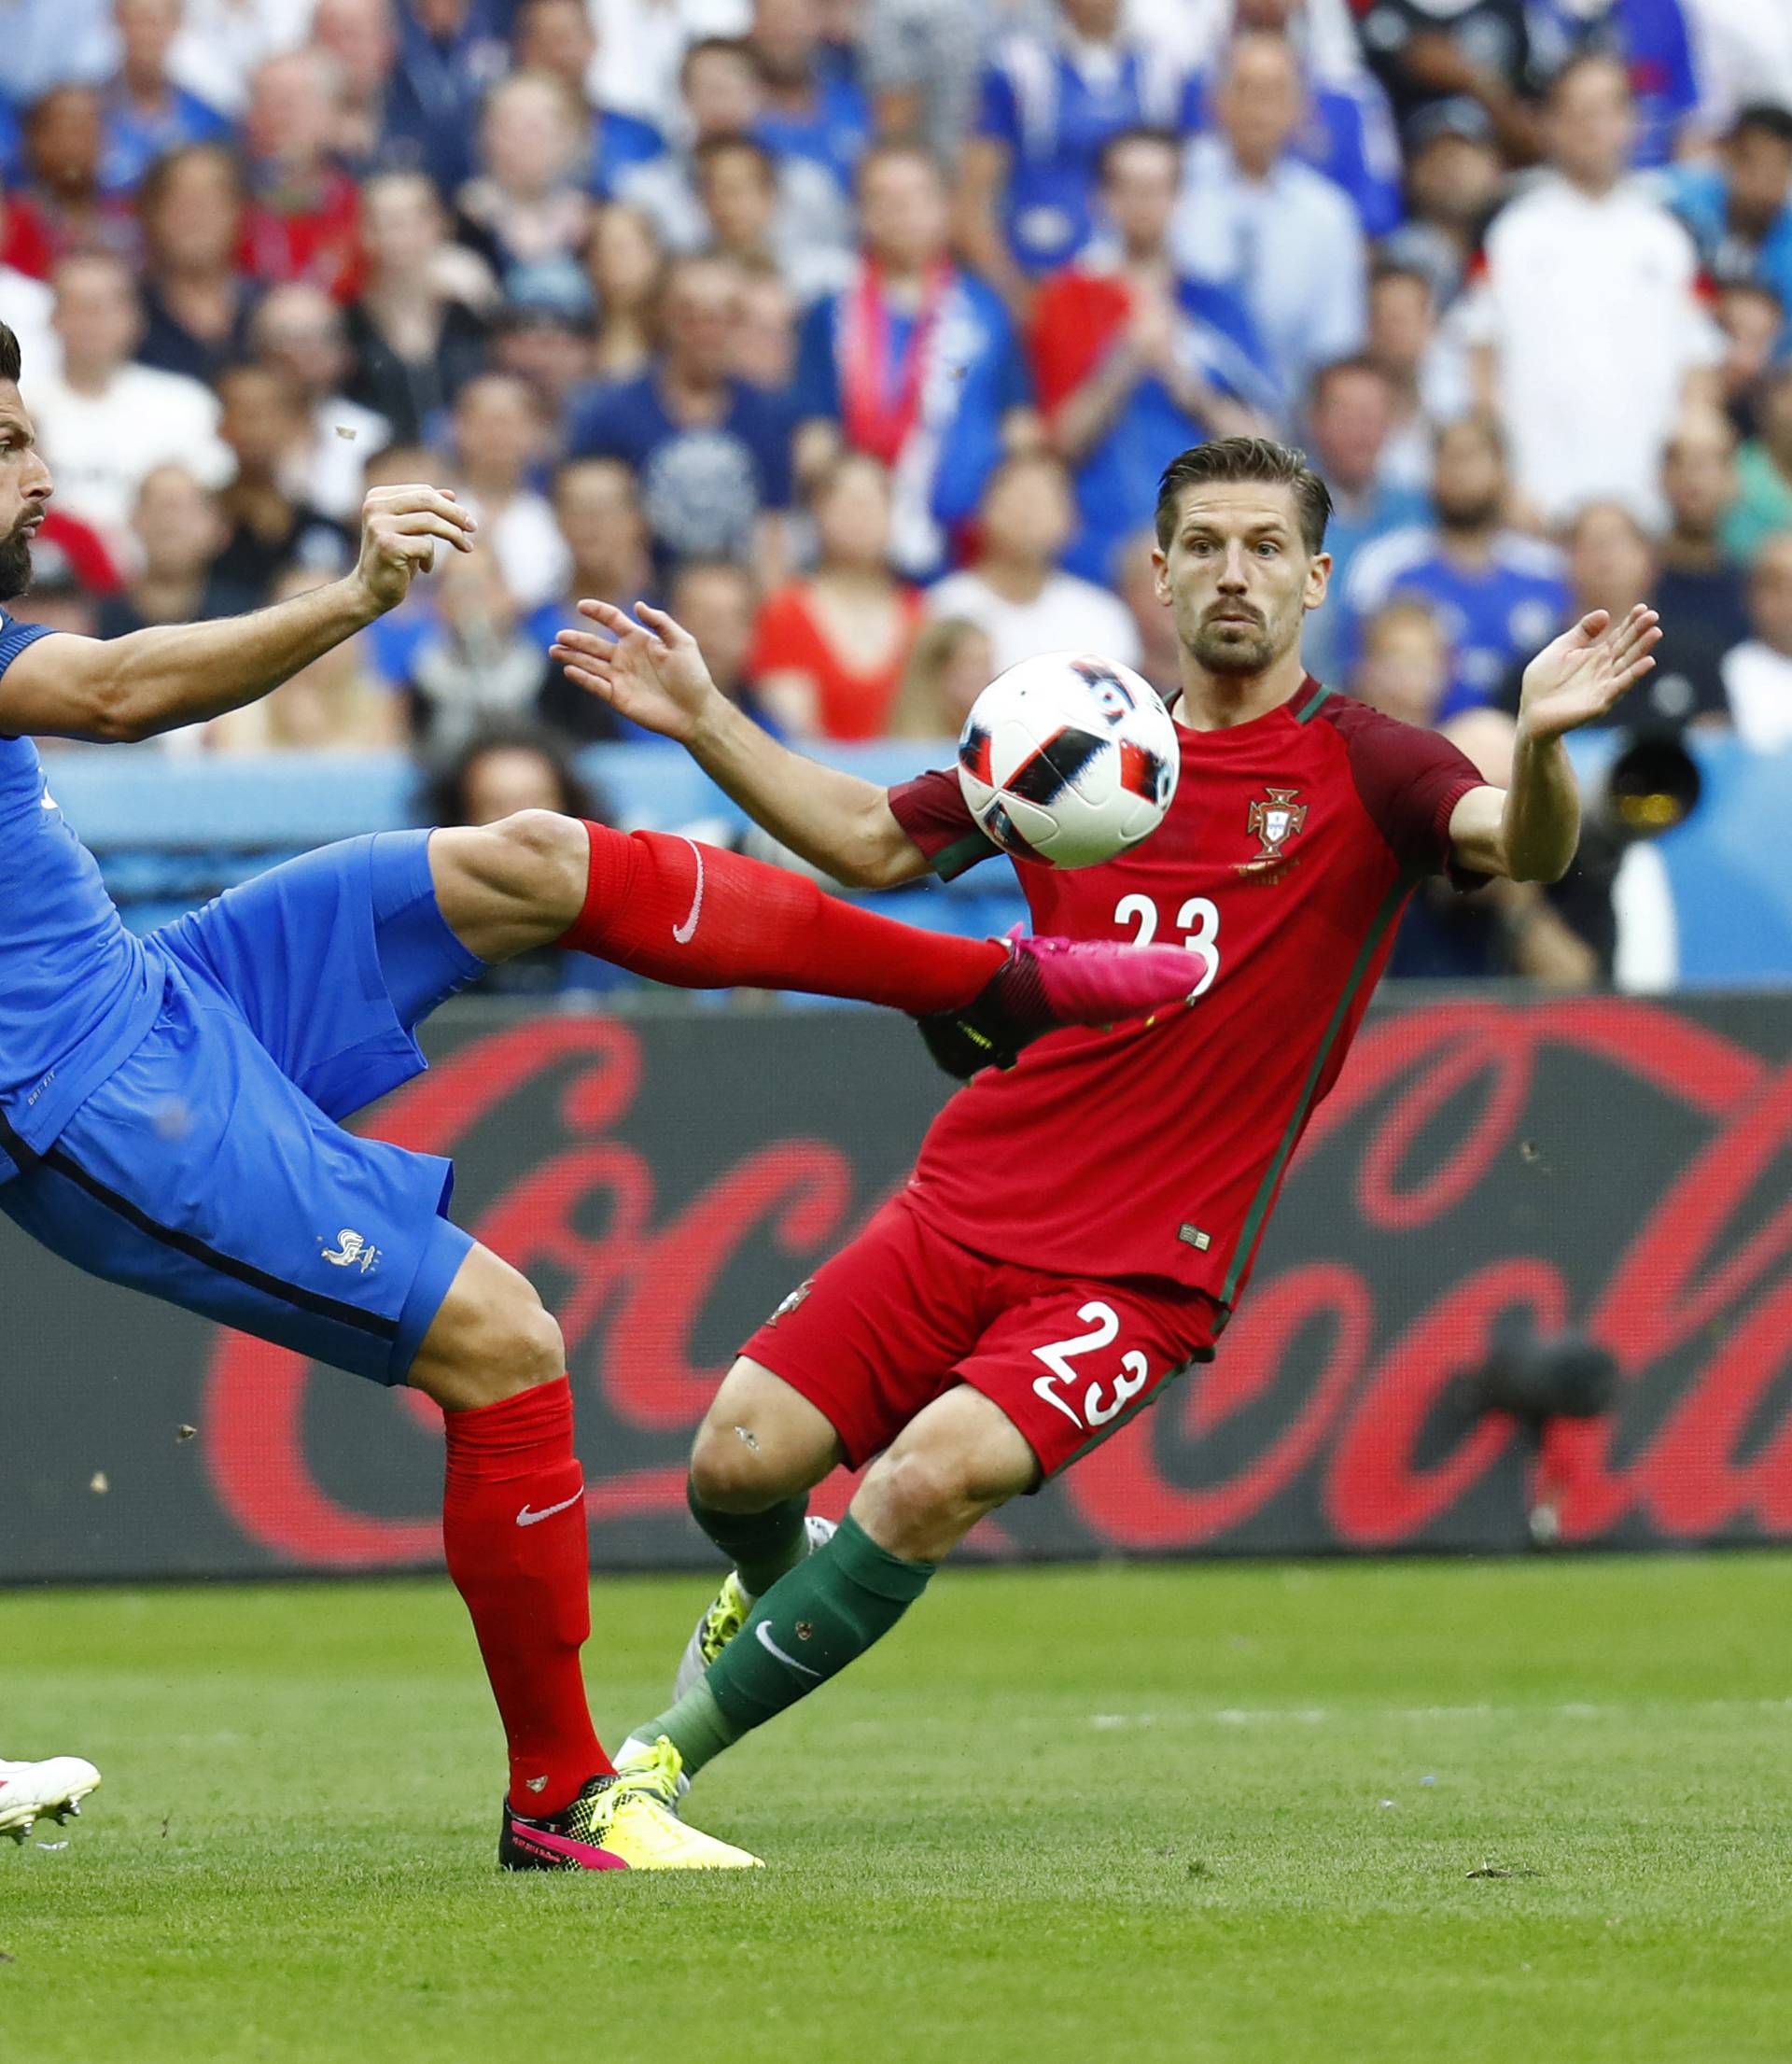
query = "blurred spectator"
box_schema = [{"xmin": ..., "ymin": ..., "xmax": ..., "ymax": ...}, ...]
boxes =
[
  {"xmin": 1530, "ymin": 0, "xmax": 1701, "ymax": 170},
  {"xmin": 251, "ymin": 281, "xmax": 393, "ymax": 520},
  {"xmin": 1344, "ymin": 414, "xmax": 1567, "ymax": 715},
  {"xmin": 1667, "ymin": 104, "xmax": 1792, "ymax": 364},
  {"xmin": 7, "ymin": 536, "xmax": 103, "ymax": 636},
  {"xmin": 0, "ymin": 176, "xmax": 58, "ymax": 372},
  {"xmin": 1680, "ymin": 0, "xmax": 1792, "ymax": 137},
  {"xmin": 661, "ymin": 555, "xmax": 783, "ymax": 735},
  {"xmin": 1353, "ymin": 0, "xmax": 1541, "ymax": 164},
  {"xmin": 1496, "ymin": 500, "xmax": 1730, "ymax": 732},
  {"xmin": 1389, "ymin": 99, "xmax": 1504, "ymax": 306},
  {"xmin": 859, "ymin": 0, "xmax": 1003, "ymax": 167},
  {"xmin": 927, "ymin": 448, "xmax": 1141, "ymax": 672},
  {"xmin": 1723, "ymin": 363, "xmax": 1792, "ymax": 564},
  {"xmin": 531, "ymin": 456, "xmax": 655, "ymax": 735},
  {"xmin": 750, "ymin": 451, "xmax": 921, "ymax": 739},
  {"xmin": 210, "ymin": 562, "xmax": 403, "ymax": 749},
  {"xmin": 512, "ymin": 0, "xmax": 667, "ymax": 199},
  {"xmin": 166, "ymin": 0, "xmax": 315, "ymax": 120},
  {"xmin": 1715, "ymin": 280, "xmax": 1785, "ymax": 442},
  {"xmin": 19, "ymin": 498, "xmax": 121, "ymax": 602},
  {"xmin": 730, "ymin": 263, "xmax": 798, "ymax": 389},
  {"xmin": 1029, "ymin": 127, "xmax": 1278, "ymax": 587},
  {"xmin": 210, "ymin": 360, "xmax": 357, "ymax": 611},
  {"xmin": 1365, "ymin": 259, "xmax": 1468, "ymax": 494},
  {"xmin": 383, "ymin": 0, "xmax": 513, "ymax": 196},
  {"xmin": 1299, "ymin": 354, "xmax": 1428, "ymax": 684},
  {"xmin": 959, "ymin": 0, "xmax": 1184, "ymax": 307},
  {"xmin": 616, "ymin": 35, "xmax": 852, "ymax": 270},
  {"xmin": 95, "ymin": 461, "xmax": 231, "ymax": 637},
  {"xmin": 20, "ymin": 86, "xmax": 135, "ymax": 267},
  {"xmin": 101, "ymin": 0, "xmax": 231, "ymax": 198},
  {"xmin": 447, "ymin": 370, "xmax": 569, "ymax": 610},
  {"xmin": 567, "ymin": 252, "xmax": 793, "ymax": 577},
  {"xmin": 0, "ymin": 0, "xmax": 118, "ymax": 112},
  {"xmin": 888, "ymin": 613, "xmax": 996, "ymax": 737},
  {"xmin": 457, "ymin": 72, "xmax": 593, "ymax": 302},
  {"xmin": 1656, "ymin": 413, "xmax": 1748, "ymax": 653},
  {"xmin": 1463, "ymin": 53, "xmax": 1721, "ymax": 529},
  {"xmin": 1358, "ymin": 598, "xmax": 1599, "ymax": 987},
  {"xmin": 312, "ymin": 0, "xmax": 402, "ymax": 172},
  {"xmin": 30, "ymin": 250, "xmax": 231, "ymax": 547},
  {"xmin": 583, "ymin": 199, "xmax": 664, "ymax": 381},
  {"xmin": 693, "ymin": 133, "xmax": 850, "ymax": 300},
  {"xmin": 587, "ymin": 0, "xmax": 756, "ymax": 134},
  {"xmin": 346, "ymin": 170, "xmax": 492, "ymax": 442},
  {"xmin": 1176, "ymin": 1, "xmax": 1404, "ymax": 238},
  {"xmin": 408, "ymin": 541, "xmax": 555, "ymax": 749},
  {"xmin": 1171, "ymin": 33, "xmax": 1367, "ymax": 406},
  {"xmin": 135, "ymin": 144, "xmax": 255, "ymax": 385},
  {"xmin": 1719, "ymin": 532, "xmax": 1792, "ymax": 751},
  {"xmin": 490, "ymin": 290, "xmax": 595, "ymax": 424},
  {"xmin": 747, "ymin": 0, "xmax": 869, "ymax": 200},
  {"xmin": 1114, "ymin": 526, "xmax": 1179, "ymax": 698},
  {"xmin": 240, "ymin": 49, "xmax": 362, "ymax": 298},
  {"xmin": 794, "ymin": 140, "xmax": 1029, "ymax": 580}
]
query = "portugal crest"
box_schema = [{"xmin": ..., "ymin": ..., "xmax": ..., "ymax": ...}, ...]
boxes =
[{"xmin": 1247, "ymin": 787, "xmax": 1308, "ymax": 859}]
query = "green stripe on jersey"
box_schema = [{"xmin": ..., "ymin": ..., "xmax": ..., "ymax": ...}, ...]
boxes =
[
  {"xmin": 1293, "ymin": 681, "xmax": 1334, "ymax": 723},
  {"xmin": 932, "ymin": 830, "xmax": 999, "ymax": 880},
  {"xmin": 1219, "ymin": 872, "xmax": 1413, "ymax": 1307}
]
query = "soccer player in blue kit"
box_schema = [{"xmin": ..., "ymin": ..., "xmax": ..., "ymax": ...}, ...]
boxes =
[{"xmin": 0, "ymin": 321, "xmax": 1201, "ymax": 1871}]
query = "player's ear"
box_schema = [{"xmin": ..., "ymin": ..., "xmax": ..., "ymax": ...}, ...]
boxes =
[
  {"xmin": 1152, "ymin": 547, "xmax": 1171, "ymax": 608},
  {"xmin": 1304, "ymin": 550, "xmax": 1333, "ymax": 613}
]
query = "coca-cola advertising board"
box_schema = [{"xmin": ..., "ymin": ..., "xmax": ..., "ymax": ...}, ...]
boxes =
[{"xmin": 4, "ymin": 991, "xmax": 1789, "ymax": 1581}]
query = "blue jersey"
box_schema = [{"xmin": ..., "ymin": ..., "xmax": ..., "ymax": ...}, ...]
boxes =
[
  {"xmin": 0, "ymin": 616, "xmax": 162, "ymax": 1181},
  {"xmin": 1341, "ymin": 527, "xmax": 1569, "ymax": 716}
]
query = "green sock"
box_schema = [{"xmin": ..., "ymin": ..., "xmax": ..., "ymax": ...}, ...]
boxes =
[
  {"xmin": 686, "ymin": 1479, "xmax": 810, "ymax": 1600},
  {"xmin": 630, "ymin": 1515, "xmax": 937, "ymax": 1776}
]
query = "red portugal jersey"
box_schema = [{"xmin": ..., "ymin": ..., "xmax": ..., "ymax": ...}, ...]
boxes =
[{"xmin": 888, "ymin": 678, "xmax": 1489, "ymax": 1313}]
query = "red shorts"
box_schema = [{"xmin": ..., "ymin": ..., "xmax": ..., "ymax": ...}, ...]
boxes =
[{"xmin": 739, "ymin": 1193, "xmax": 1219, "ymax": 1482}]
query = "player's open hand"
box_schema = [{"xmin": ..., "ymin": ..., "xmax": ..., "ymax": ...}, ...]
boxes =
[
  {"xmin": 552, "ymin": 599, "xmax": 721, "ymax": 744},
  {"xmin": 1517, "ymin": 604, "xmax": 1663, "ymax": 742},
  {"xmin": 354, "ymin": 484, "xmax": 477, "ymax": 612}
]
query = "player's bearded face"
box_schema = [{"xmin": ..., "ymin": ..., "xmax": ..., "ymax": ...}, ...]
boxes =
[{"xmin": 0, "ymin": 512, "xmax": 34, "ymax": 603}]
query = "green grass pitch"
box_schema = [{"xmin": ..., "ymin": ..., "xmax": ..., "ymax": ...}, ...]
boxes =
[{"xmin": 4, "ymin": 1553, "xmax": 1792, "ymax": 2064}]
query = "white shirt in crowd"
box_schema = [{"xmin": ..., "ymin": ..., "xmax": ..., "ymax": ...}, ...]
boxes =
[
  {"xmin": 926, "ymin": 567, "xmax": 1142, "ymax": 678},
  {"xmin": 1719, "ymin": 639, "xmax": 1792, "ymax": 752},
  {"xmin": 1170, "ymin": 134, "xmax": 1366, "ymax": 407},
  {"xmin": 1684, "ymin": 0, "xmax": 1792, "ymax": 134},
  {"xmin": 303, "ymin": 396, "xmax": 390, "ymax": 524},
  {"xmin": 25, "ymin": 363, "xmax": 233, "ymax": 552},
  {"xmin": 1460, "ymin": 173, "xmax": 1723, "ymax": 528},
  {"xmin": 455, "ymin": 487, "xmax": 572, "ymax": 613},
  {"xmin": 0, "ymin": 271, "xmax": 59, "ymax": 387},
  {"xmin": 586, "ymin": 0, "xmax": 750, "ymax": 131},
  {"xmin": 168, "ymin": 0, "xmax": 315, "ymax": 115}
]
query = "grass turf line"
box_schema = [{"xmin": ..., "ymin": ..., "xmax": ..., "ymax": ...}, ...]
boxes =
[{"xmin": 3, "ymin": 1554, "xmax": 1791, "ymax": 2064}]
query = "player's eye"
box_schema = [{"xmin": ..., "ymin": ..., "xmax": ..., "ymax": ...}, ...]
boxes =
[{"xmin": 1255, "ymin": 541, "xmax": 1280, "ymax": 555}]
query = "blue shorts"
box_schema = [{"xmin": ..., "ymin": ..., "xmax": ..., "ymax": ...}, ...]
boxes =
[{"xmin": 0, "ymin": 832, "xmax": 485, "ymax": 1385}]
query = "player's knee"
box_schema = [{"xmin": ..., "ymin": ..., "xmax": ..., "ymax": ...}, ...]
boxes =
[
  {"xmin": 434, "ymin": 1285, "xmax": 565, "ymax": 1409},
  {"xmin": 859, "ymin": 1444, "xmax": 982, "ymax": 1556},
  {"xmin": 481, "ymin": 809, "xmax": 587, "ymax": 906},
  {"xmin": 688, "ymin": 1419, "xmax": 786, "ymax": 1513}
]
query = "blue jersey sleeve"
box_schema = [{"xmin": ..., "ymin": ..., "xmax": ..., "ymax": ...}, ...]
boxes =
[{"xmin": 0, "ymin": 614, "xmax": 54, "ymax": 736}]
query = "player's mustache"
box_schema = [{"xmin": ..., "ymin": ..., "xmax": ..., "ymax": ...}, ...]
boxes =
[{"xmin": 1203, "ymin": 601, "xmax": 1263, "ymax": 625}]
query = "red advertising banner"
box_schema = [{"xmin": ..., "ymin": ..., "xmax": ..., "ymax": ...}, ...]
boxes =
[{"xmin": 4, "ymin": 991, "xmax": 1789, "ymax": 1580}]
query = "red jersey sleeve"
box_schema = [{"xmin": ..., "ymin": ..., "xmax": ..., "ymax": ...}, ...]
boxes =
[
  {"xmin": 887, "ymin": 767, "xmax": 1000, "ymax": 880},
  {"xmin": 1319, "ymin": 695, "xmax": 1492, "ymax": 887}
]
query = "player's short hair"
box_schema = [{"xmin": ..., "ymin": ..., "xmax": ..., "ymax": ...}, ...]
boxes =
[
  {"xmin": 1155, "ymin": 438, "xmax": 1334, "ymax": 555},
  {"xmin": 0, "ymin": 320, "xmax": 20, "ymax": 386}
]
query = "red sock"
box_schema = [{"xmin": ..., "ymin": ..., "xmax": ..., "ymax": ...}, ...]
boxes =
[
  {"xmin": 441, "ymin": 1377, "xmax": 610, "ymax": 1815},
  {"xmin": 559, "ymin": 822, "xmax": 1005, "ymax": 1013}
]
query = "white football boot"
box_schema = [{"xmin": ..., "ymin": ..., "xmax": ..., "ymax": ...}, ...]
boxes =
[
  {"xmin": 671, "ymin": 1515, "xmax": 836, "ymax": 1702},
  {"xmin": 0, "ymin": 1756, "xmax": 101, "ymax": 1841}
]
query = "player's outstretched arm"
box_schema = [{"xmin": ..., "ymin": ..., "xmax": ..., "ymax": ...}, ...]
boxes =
[
  {"xmin": 1448, "ymin": 604, "xmax": 1663, "ymax": 883},
  {"xmin": 553, "ymin": 598, "xmax": 931, "ymax": 889},
  {"xmin": 0, "ymin": 486, "xmax": 474, "ymax": 743}
]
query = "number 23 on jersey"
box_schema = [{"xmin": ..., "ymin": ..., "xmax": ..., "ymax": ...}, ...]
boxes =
[{"xmin": 1114, "ymin": 893, "xmax": 1220, "ymax": 997}]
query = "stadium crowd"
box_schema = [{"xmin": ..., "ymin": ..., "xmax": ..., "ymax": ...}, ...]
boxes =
[{"xmin": 4, "ymin": 0, "xmax": 1792, "ymax": 984}]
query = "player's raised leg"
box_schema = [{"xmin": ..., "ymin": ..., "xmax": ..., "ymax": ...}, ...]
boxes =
[
  {"xmin": 406, "ymin": 1243, "xmax": 762, "ymax": 1873},
  {"xmin": 423, "ymin": 810, "xmax": 1203, "ymax": 1072}
]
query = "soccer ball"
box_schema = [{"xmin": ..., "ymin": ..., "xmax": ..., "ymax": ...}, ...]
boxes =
[{"xmin": 956, "ymin": 651, "xmax": 1180, "ymax": 868}]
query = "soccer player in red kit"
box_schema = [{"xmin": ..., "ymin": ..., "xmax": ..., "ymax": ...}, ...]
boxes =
[{"xmin": 552, "ymin": 436, "xmax": 1662, "ymax": 1823}]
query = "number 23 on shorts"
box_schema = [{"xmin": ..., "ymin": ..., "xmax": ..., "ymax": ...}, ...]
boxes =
[{"xmin": 1029, "ymin": 1300, "xmax": 1152, "ymax": 1430}]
